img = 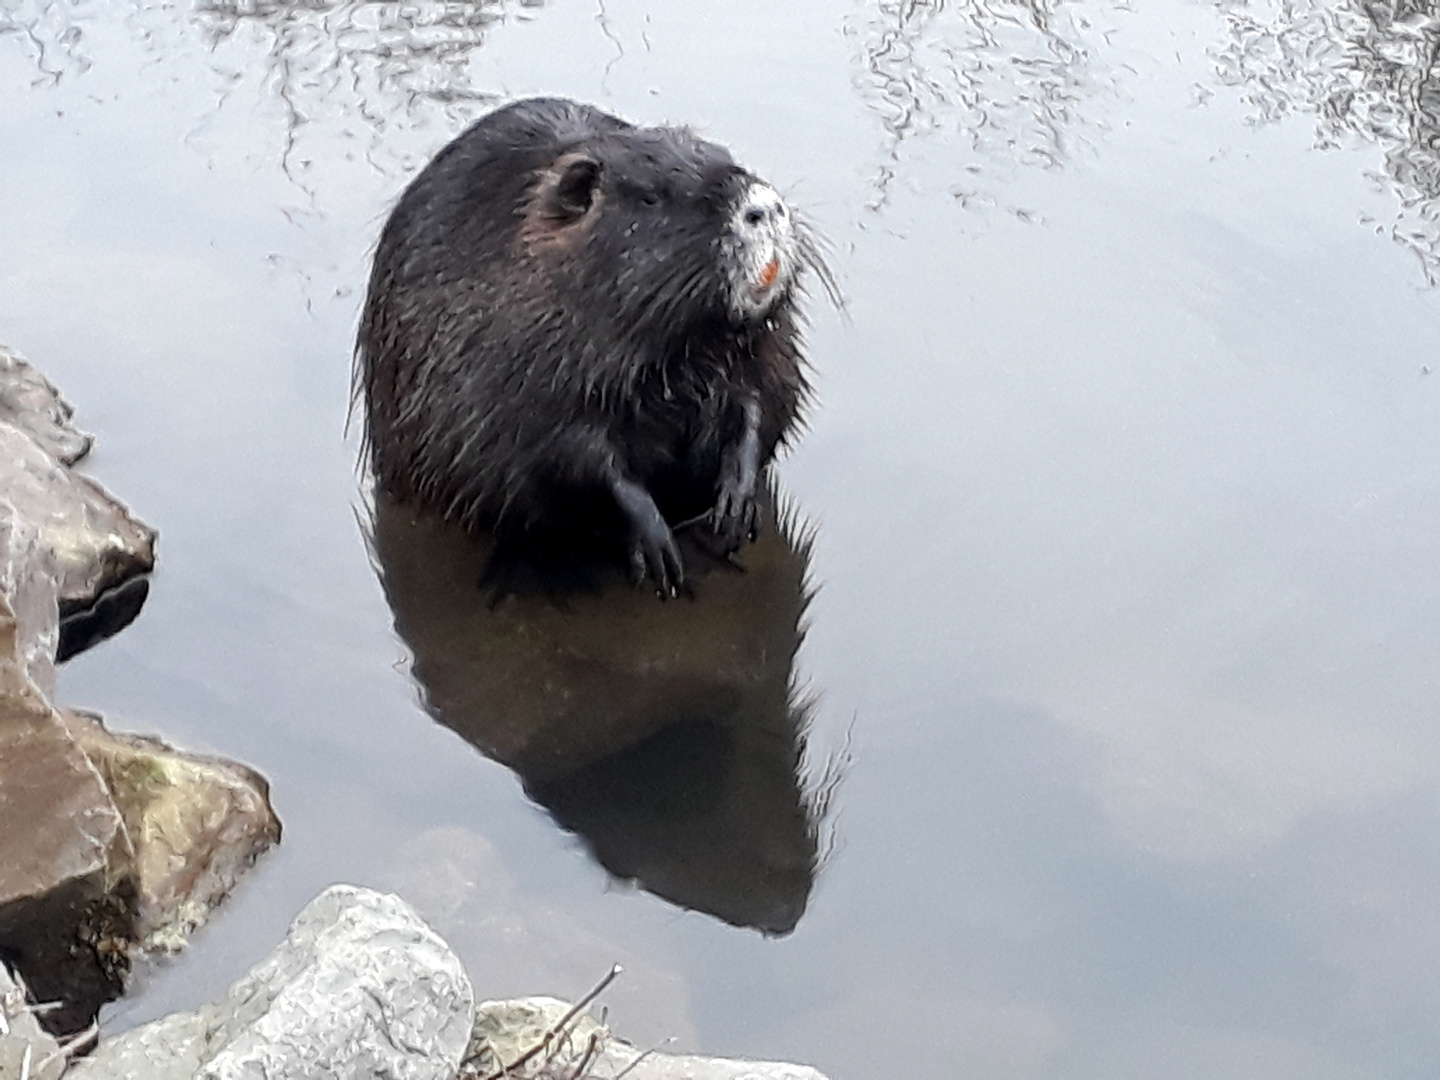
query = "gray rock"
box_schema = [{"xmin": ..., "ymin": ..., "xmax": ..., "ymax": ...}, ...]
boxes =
[
  {"xmin": 0, "ymin": 499, "xmax": 58, "ymax": 706},
  {"xmin": 0, "ymin": 698, "xmax": 280, "ymax": 1035},
  {"xmin": 468, "ymin": 996, "xmax": 831, "ymax": 1080},
  {"xmin": 70, "ymin": 885, "xmax": 476, "ymax": 1080},
  {"xmin": 0, "ymin": 345, "xmax": 92, "ymax": 467},
  {"xmin": 0, "ymin": 422, "xmax": 153, "ymax": 617},
  {"xmin": 0, "ymin": 704, "xmax": 122, "ymax": 914},
  {"xmin": 381, "ymin": 826, "xmax": 697, "ymax": 1050}
]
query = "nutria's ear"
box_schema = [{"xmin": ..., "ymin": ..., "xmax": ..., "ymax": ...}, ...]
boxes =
[{"xmin": 536, "ymin": 153, "xmax": 602, "ymax": 223}]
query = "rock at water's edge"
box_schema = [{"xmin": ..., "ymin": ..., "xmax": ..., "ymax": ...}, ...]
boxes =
[
  {"xmin": 0, "ymin": 352, "xmax": 277, "ymax": 1036},
  {"xmin": 68, "ymin": 885, "xmax": 476, "ymax": 1080},
  {"xmin": 0, "ymin": 344, "xmax": 92, "ymax": 467},
  {"xmin": 58, "ymin": 709, "xmax": 281, "ymax": 949},
  {"xmin": 0, "ymin": 423, "xmax": 154, "ymax": 622}
]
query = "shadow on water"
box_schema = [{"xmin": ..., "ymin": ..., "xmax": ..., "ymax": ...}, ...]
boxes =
[{"xmin": 364, "ymin": 483, "xmax": 831, "ymax": 937}]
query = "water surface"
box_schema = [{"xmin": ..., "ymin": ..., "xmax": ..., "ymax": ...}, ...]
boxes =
[{"xmin": 5, "ymin": 1, "xmax": 1440, "ymax": 1077}]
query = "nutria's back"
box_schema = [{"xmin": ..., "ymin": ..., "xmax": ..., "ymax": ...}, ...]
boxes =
[{"xmin": 358, "ymin": 97, "xmax": 825, "ymax": 591}]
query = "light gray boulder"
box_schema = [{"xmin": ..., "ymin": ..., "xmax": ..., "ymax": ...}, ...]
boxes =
[{"xmin": 69, "ymin": 885, "xmax": 476, "ymax": 1080}]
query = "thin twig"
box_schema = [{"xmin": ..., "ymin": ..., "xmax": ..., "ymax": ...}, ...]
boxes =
[
  {"xmin": 612, "ymin": 1036, "xmax": 676, "ymax": 1080},
  {"xmin": 35, "ymin": 1019, "xmax": 100, "ymax": 1072},
  {"xmin": 480, "ymin": 965, "xmax": 623, "ymax": 1080},
  {"xmin": 569, "ymin": 1031, "xmax": 602, "ymax": 1080},
  {"xmin": 551, "ymin": 964, "xmax": 622, "ymax": 1037}
]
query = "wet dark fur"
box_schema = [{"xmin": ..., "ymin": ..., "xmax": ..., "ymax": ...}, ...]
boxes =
[{"xmin": 356, "ymin": 97, "xmax": 823, "ymax": 592}]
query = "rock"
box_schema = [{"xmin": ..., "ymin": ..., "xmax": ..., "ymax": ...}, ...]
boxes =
[
  {"xmin": 0, "ymin": 517, "xmax": 131, "ymax": 1036},
  {"xmin": 0, "ymin": 352, "xmax": 276, "ymax": 1036},
  {"xmin": 0, "ymin": 706, "xmax": 280, "ymax": 1036},
  {"xmin": 468, "ymin": 996, "xmax": 831, "ymax": 1080},
  {"xmin": 0, "ymin": 344, "xmax": 92, "ymax": 467},
  {"xmin": 68, "ymin": 885, "xmax": 476, "ymax": 1080},
  {"xmin": 57, "ymin": 709, "xmax": 281, "ymax": 950},
  {"xmin": 0, "ymin": 705, "xmax": 124, "ymax": 916},
  {"xmin": 0, "ymin": 965, "xmax": 69, "ymax": 1080},
  {"xmin": 0, "ymin": 422, "xmax": 154, "ymax": 628},
  {"xmin": 0, "ymin": 500, "xmax": 59, "ymax": 706}
]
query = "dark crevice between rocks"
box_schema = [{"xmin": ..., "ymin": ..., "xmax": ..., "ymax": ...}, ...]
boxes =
[{"xmin": 0, "ymin": 876, "xmax": 135, "ymax": 1039}]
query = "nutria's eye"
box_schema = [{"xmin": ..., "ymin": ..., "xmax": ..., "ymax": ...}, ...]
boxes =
[{"xmin": 641, "ymin": 191, "xmax": 661, "ymax": 207}]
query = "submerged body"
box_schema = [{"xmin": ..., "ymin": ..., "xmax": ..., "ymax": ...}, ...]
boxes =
[{"xmin": 357, "ymin": 97, "xmax": 824, "ymax": 593}]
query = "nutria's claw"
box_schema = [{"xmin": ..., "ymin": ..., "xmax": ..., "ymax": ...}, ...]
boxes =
[
  {"xmin": 630, "ymin": 523, "xmax": 687, "ymax": 598},
  {"xmin": 709, "ymin": 485, "xmax": 762, "ymax": 553}
]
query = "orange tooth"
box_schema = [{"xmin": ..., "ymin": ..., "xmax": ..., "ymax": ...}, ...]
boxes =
[{"xmin": 757, "ymin": 258, "xmax": 779, "ymax": 289}]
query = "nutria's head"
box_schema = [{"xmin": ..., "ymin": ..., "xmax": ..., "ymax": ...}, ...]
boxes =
[{"xmin": 514, "ymin": 116, "xmax": 819, "ymax": 343}]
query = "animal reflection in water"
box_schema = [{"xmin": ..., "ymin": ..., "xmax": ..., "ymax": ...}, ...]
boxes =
[{"xmin": 366, "ymin": 484, "xmax": 827, "ymax": 935}]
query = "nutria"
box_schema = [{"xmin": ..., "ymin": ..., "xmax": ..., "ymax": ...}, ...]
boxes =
[{"xmin": 356, "ymin": 97, "xmax": 831, "ymax": 594}]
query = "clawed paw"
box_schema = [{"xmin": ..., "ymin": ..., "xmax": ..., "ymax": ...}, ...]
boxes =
[
  {"xmin": 629, "ymin": 520, "xmax": 687, "ymax": 598},
  {"xmin": 708, "ymin": 482, "xmax": 762, "ymax": 553}
]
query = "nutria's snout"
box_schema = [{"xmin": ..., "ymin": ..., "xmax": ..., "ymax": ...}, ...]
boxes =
[{"xmin": 727, "ymin": 180, "xmax": 799, "ymax": 322}]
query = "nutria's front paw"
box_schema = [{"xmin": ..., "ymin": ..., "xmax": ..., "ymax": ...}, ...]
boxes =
[
  {"xmin": 710, "ymin": 479, "xmax": 762, "ymax": 553},
  {"xmin": 630, "ymin": 519, "xmax": 687, "ymax": 597}
]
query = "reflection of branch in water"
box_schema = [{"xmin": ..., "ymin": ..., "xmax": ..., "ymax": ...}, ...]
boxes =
[
  {"xmin": 193, "ymin": 1, "xmax": 546, "ymax": 190},
  {"xmin": 0, "ymin": 2, "xmax": 94, "ymax": 84},
  {"xmin": 1212, "ymin": 0, "xmax": 1440, "ymax": 281},
  {"xmin": 595, "ymin": 0, "xmax": 624, "ymax": 90},
  {"xmin": 849, "ymin": 0, "xmax": 1132, "ymax": 212},
  {"xmin": 1, "ymin": 2, "xmax": 548, "ymax": 201}
]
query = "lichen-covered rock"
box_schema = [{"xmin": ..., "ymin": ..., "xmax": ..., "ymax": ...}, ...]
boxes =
[
  {"xmin": 69, "ymin": 886, "xmax": 476, "ymax": 1080},
  {"xmin": 0, "ymin": 344, "xmax": 92, "ymax": 466},
  {"xmin": 469, "ymin": 997, "xmax": 832, "ymax": 1080},
  {"xmin": 58, "ymin": 709, "xmax": 281, "ymax": 950},
  {"xmin": 0, "ymin": 704, "xmax": 281, "ymax": 1035}
]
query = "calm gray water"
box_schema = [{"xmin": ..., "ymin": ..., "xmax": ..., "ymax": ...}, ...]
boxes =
[{"xmin": 6, "ymin": 1, "xmax": 1440, "ymax": 1077}]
